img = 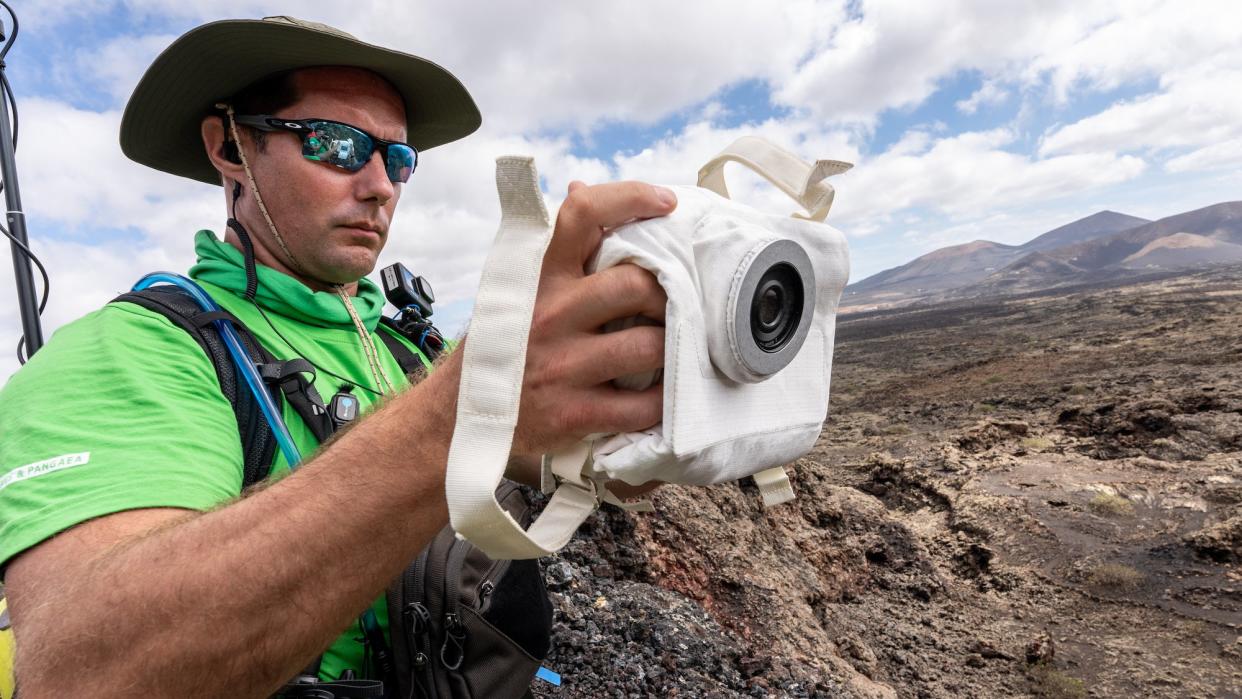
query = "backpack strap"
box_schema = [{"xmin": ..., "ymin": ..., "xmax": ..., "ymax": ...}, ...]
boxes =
[
  {"xmin": 274, "ymin": 678, "xmax": 384, "ymax": 698},
  {"xmin": 115, "ymin": 284, "xmax": 418, "ymax": 690},
  {"xmin": 377, "ymin": 317, "xmax": 432, "ymax": 375},
  {"xmin": 113, "ymin": 287, "xmax": 279, "ymax": 489},
  {"xmin": 115, "ymin": 287, "xmax": 428, "ymax": 478},
  {"xmin": 255, "ymin": 358, "xmax": 334, "ymax": 444},
  {"xmin": 115, "ymin": 286, "xmax": 363, "ymax": 486}
]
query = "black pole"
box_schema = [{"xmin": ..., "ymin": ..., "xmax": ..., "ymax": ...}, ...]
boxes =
[{"xmin": 0, "ymin": 47, "xmax": 42, "ymax": 356}]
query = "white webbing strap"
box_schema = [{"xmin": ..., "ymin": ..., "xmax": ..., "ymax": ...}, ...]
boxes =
[
  {"xmin": 697, "ymin": 136, "xmax": 853, "ymax": 222},
  {"xmin": 601, "ymin": 488, "xmax": 656, "ymax": 512},
  {"xmin": 445, "ymin": 157, "xmax": 604, "ymax": 560},
  {"xmin": 542, "ymin": 450, "xmax": 651, "ymax": 510},
  {"xmin": 753, "ymin": 467, "xmax": 796, "ymax": 507}
]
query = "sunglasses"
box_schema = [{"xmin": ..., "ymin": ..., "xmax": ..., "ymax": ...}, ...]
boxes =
[{"xmin": 232, "ymin": 114, "xmax": 418, "ymax": 183}]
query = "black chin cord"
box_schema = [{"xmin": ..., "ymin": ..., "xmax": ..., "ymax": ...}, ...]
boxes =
[
  {"xmin": 223, "ymin": 178, "xmax": 381, "ymax": 397},
  {"xmin": 226, "ymin": 180, "xmax": 260, "ymax": 301},
  {"xmin": 225, "ymin": 176, "xmax": 343, "ymax": 296}
]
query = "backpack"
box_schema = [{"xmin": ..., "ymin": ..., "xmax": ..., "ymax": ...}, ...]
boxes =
[{"xmin": 110, "ymin": 285, "xmax": 555, "ymax": 699}]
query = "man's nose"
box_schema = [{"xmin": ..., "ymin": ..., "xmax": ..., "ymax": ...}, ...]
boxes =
[{"xmin": 355, "ymin": 149, "xmax": 396, "ymax": 204}]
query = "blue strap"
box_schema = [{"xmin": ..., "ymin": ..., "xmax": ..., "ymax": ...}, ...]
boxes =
[
  {"xmin": 535, "ymin": 666, "xmax": 561, "ymax": 686},
  {"xmin": 132, "ymin": 273, "xmax": 302, "ymax": 466}
]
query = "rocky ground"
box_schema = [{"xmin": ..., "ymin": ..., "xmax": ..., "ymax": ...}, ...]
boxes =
[{"xmin": 531, "ymin": 264, "xmax": 1242, "ymax": 698}]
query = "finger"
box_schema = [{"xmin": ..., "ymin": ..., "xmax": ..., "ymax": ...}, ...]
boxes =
[
  {"xmin": 562, "ymin": 324, "xmax": 664, "ymax": 387},
  {"xmin": 550, "ymin": 263, "xmax": 666, "ymax": 332},
  {"xmin": 578, "ymin": 383, "xmax": 663, "ymax": 435},
  {"xmin": 565, "ymin": 181, "xmax": 676, "ymax": 232},
  {"xmin": 546, "ymin": 181, "xmax": 677, "ymax": 273},
  {"xmin": 568, "ymin": 180, "xmax": 587, "ymax": 194}
]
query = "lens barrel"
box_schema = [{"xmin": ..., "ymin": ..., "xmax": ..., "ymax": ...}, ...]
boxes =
[
  {"xmin": 750, "ymin": 263, "xmax": 804, "ymax": 352},
  {"xmin": 731, "ymin": 239, "xmax": 816, "ymax": 378}
]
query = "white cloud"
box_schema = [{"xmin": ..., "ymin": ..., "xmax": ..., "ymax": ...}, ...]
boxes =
[
  {"xmin": 611, "ymin": 118, "xmax": 861, "ymax": 216},
  {"xmin": 29, "ymin": 0, "xmax": 1242, "ymax": 161},
  {"xmin": 772, "ymin": 0, "xmax": 1117, "ymax": 124},
  {"xmin": 833, "ymin": 128, "xmax": 1146, "ymax": 226},
  {"xmin": 72, "ymin": 33, "xmax": 179, "ymax": 105},
  {"xmin": 30, "ymin": 1, "xmax": 1242, "ymax": 135},
  {"xmin": 1026, "ymin": 2, "xmax": 1242, "ymax": 174},
  {"xmin": 35, "ymin": 0, "xmax": 840, "ymax": 133},
  {"xmin": 13, "ymin": 0, "xmax": 116, "ymax": 32},
  {"xmin": 1040, "ymin": 68, "xmax": 1242, "ymax": 160},
  {"xmin": 601, "ymin": 116, "xmax": 1147, "ymax": 243},
  {"xmin": 1165, "ymin": 138, "xmax": 1242, "ymax": 174},
  {"xmin": 956, "ymin": 80, "xmax": 1007, "ymax": 115},
  {"xmin": 0, "ymin": 237, "xmax": 183, "ymax": 381},
  {"xmin": 1027, "ymin": 1, "xmax": 1242, "ymax": 104},
  {"xmin": 16, "ymin": 98, "xmax": 220, "ymax": 247}
]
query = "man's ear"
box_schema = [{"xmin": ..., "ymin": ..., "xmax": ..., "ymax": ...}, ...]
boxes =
[{"xmin": 201, "ymin": 114, "xmax": 245, "ymax": 185}]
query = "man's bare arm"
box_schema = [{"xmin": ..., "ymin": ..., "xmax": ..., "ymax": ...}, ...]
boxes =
[
  {"xmin": 5, "ymin": 181, "xmax": 675, "ymax": 699},
  {"xmin": 6, "ymin": 357, "xmax": 463, "ymax": 698}
]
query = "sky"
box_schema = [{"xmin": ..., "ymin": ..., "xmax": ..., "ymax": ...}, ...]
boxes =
[{"xmin": 2, "ymin": 0, "xmax": 1241, "ymax": 380}]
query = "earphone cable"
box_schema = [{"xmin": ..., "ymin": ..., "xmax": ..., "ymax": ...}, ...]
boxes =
[{"xmin": 249, "ymin": 298, "xmax": 384, "ymax": 398}]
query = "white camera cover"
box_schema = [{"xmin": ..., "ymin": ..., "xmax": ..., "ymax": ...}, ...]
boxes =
[
  {"xmin": 445, "ymin": 137, "xmax": 851, "ymax": 559},
  {"xmin": 588, "ymin": 184, "xmax": 849, "ymax": 488}
]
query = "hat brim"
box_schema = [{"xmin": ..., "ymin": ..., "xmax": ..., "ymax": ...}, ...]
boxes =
[{"xmin": 120, "ymin": 19, "xmax": 481, "ymax": 185}]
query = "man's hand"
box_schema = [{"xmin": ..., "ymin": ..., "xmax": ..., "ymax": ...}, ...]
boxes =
[{"xmin": 509, "ymin": 180, "xmax": 674, "ymax": 457}]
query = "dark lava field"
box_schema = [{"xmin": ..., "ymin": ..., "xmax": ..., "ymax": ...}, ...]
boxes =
[{"xmin": 534, "ymin": 264, "xmax": 1242, "ymax": 698}]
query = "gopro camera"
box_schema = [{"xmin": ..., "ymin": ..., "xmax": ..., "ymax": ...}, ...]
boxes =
[{"xmin": 381, "ymin": 262, "xmax": 434, "ymax": 319}]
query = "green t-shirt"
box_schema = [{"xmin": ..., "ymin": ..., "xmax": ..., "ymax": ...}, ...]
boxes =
[{"xmin": 0, "ymin": 231, "xmax": 431, "ymax": 681}]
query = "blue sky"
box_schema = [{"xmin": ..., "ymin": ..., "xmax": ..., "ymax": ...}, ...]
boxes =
[{"xmin": 3, "ymin": 0, "xmax": 1241, "ymax": 379}]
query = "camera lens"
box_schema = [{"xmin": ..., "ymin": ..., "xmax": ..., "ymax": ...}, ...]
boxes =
[
  {"xmin": 750, "ymin": 263, "xmax": 803, "ymax": 352},
  {"xmin": 756, "ymin": 284, "xmax": 784, "ymax": 330},
  {"xmin": 717, "ymin": 236, "xmax": 816, "ymax": 381},
  {"xmin": 710, "ymin": 232, "xmax": 814, "ymax": 379}
]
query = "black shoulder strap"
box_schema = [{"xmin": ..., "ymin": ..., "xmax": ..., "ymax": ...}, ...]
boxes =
[
  {"xmin": 254, "ymin": 358, "xmax": 334, "ymax": 444},
  {"xmin": 114, "ymin": 287, "xmax": 279, "ymax": 489},
  {"xmin": 115, "ymin": 287, "xmax": 378, "ymax": 687},
  {"xmin": 115, "ymin": 288, "xmax": 413, "ymax": 489},
  {"xmin": 377, "ymin": 317, "xmax": 430, "ymax": 376}
]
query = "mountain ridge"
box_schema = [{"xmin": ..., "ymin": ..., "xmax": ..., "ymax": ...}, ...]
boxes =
[
  {"xmin": 1022, "ymin": 210, "xmax": 1151, "ymax": 251},
  {"xmin": 842, "ymin": 201, "xmax": 1242, "ymax": 312}
]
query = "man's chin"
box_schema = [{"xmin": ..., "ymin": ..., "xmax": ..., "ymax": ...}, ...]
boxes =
[
  {"xmin": 290, "ymin": 233, "xmax": 385, "ymax": 287},
  {"xmin": 314, "ymin": 255, "xmax": 380, "ymax": 288},
  {"xmin": 329, "ymin": 267, "xmax": 377, "ymax": 287}
]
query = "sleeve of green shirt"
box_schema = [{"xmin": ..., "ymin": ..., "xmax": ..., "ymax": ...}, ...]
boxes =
[{"xmin": 0, "ymin": 302, "xmax": 245, "ymax": 575}]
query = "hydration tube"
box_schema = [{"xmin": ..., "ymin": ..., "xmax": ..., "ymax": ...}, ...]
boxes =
[
  {"xmin": 133, "ymin": 273, "xmax": 302, "ymax": 466},
  {"xmin": 134, "ymin": 274, "xmax": 386, "ymax": 661}
]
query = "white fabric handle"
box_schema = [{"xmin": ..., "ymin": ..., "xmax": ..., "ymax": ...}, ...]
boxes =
[
  {"xmin": 697, "ymin": 135, "xmax": 852, "ymax": 222},
  {"xmin": 445, "ymin": 157, "xmax": 607, "ymax": 560}
]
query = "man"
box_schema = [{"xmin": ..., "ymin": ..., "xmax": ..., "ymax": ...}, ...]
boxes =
[{"xmin": 0, "ymin": 17, "xmax": 670, "ymax": 697}]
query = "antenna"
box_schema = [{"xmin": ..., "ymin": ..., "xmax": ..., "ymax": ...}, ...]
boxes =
[{"xmin": 0, "ymin": 1, "xmax": 45, "ymax": 361}]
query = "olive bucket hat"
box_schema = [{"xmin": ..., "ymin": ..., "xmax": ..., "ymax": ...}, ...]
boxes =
[{"xmin": 120, "ymin": 15, "xmax": 481, "ymax": 185}]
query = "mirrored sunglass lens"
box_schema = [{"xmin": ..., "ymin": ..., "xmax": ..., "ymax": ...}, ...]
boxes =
[
  {"xmin": 385, "ymin": 145, "xmax": 417, "ymax": 183},
  {"xmin": 303, "ymin": 122, "xmax": 371, "ymax": 171}
]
